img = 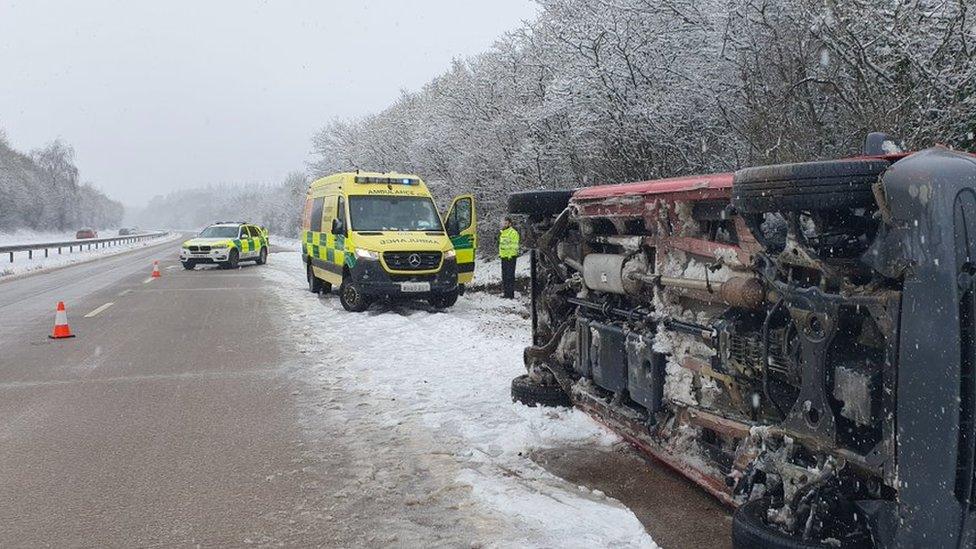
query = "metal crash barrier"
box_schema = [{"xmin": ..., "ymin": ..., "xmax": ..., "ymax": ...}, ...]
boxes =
[{"xmin": 1, "ymin": 231, "xmax": 170, "ymax": 263}]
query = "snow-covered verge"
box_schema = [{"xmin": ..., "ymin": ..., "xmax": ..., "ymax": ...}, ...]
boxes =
[
  {"xmin": 0, "ymin": 230, "xmax": 82, "ymax": 246},
  {"xmin": 468, "ymin": 254, "xmax": 531, "ymax": 291},
  {"xmin": 262, "ymin": 250, "xmax": 657, "ymax": 547},
  {"xmin": 269, "ymin": 235, "xmax": 302, "ymax": 252},
  {"xmin": 0, "ymin": 232, "xmax": 181, "ymax": 280}
]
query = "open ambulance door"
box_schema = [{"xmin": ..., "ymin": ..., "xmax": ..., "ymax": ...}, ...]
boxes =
[{"xmin": 444, "ymin": 195, "xmax": 476, "ymax": 285}]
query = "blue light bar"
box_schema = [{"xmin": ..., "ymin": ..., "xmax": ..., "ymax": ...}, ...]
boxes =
[{"xmin": 354, "ymin": 176, "xmax": 418, "ymax": 185}]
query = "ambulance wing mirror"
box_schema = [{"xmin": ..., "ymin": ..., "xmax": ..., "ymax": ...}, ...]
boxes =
[{"xmin": 331, "ymin": 218, "xmax": 346, "ymax": 235}]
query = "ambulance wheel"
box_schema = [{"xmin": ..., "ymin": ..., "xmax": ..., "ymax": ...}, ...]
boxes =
[
  {"xmin": 255, "ymin": 247, "xmax": 267, "ymax": 265},
  {"xmin": 307, "ymin": 263, "xmax": 331, "ymax": 294},
  {"xmin": 223, "ymin": 249, "xmax": 239, "ymax": 269},
  {"xmin": 511, "ymin": 374, "xmax": 571, "ymax": 408},
  {"xmin": 339, "ymin": 279, "xmax": 371, "ymax": 312},
  {"xmin": 429, "ymin": 289, "xmax": 459, "ymax": 309},
  {"xmin": 181, "ymin": 260, "xmax": 196, "ymax": 270}
]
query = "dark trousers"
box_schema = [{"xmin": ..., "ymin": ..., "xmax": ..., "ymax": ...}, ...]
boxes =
[{"xmin": 501, "ymin": 257, "xmax": 516, "ymax": 298}]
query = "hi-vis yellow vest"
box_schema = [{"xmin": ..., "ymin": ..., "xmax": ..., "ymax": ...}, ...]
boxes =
[{"xmin": 499, "ymin": 227, "xmax": 519, "ymax": 259}]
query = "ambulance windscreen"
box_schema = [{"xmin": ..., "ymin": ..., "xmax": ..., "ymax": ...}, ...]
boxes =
[{"xmin": 349, "ymin": 196, "xmax": 443, "ymax": 232}]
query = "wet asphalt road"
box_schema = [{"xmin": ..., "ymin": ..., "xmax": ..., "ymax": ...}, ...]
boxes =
[{"xmin": 0, "ymin": 238, "xmax": 332, "ymax": 546}]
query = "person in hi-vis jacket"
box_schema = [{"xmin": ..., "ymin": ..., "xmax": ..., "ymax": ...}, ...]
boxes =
[{"xmin": 498, "ymin": 217, "xmax": 520, "ymax": 299}]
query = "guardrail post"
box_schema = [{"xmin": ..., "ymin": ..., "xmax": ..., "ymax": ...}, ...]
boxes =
[
  {"xmin": 8, "ymin": 252, "xmax": 12, "ymax": 263},
  {"xmin": 45, "ymin": 249, "xmax": 48, "ymax": 258},
  {"xmin": 28, "ymin": 250, "xmax": 32, "ymax": 259}
]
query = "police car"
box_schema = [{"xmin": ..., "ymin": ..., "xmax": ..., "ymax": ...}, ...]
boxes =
[{"xmin": 180, "ymin": 222, "xmax": 269, "ymax": 270}]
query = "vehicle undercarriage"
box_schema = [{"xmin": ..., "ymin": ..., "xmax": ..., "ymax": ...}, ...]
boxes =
[{"xmin": 511, "ymin": 146, "xmax": 976, "ymax": 548}]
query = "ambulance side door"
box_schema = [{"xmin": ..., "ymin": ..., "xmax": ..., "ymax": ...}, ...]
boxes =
[{"xmin": 444, "ymin": 195, "xmax": 477, "ymax": 285}]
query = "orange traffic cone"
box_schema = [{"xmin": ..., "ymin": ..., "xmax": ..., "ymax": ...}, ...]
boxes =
[
  {"xmin": 151, "ymin": 260, "xmax": 161, "ymax": 278},
  {"xmin": 49, "ymin": 301, "xmax": 75, "ymax": 339}
]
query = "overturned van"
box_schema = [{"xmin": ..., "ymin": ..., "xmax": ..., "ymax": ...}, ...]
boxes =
[{"xmin": 509, "ymin": 142, "xmax": 976, "ymax": 547}]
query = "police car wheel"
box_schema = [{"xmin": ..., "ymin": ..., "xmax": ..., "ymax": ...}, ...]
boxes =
[
  {"xmin": 339, "ymin": 280, "xmax": 370, "ymax": 312},
  {"xmin": 255, "ymin": 247, "xmax": 267, "ymax": 265},
  {"xmin": 429, "ymin": 289, "xmax": 459, "ymax": 309},
  {"xmin": 223, "ymin": 249, "xmax": 239, "ymax": 270},
  {"xmin": 181, "ymin": 261, "xmax": 196, "ymax": 270}
]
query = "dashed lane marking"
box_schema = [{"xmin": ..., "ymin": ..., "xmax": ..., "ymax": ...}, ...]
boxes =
[
  {"xmin": 84, "ymin": 302, "xmax": 115, "ymax": 318},
  {"xmin": 143, "ymin": 277, "xmax": 154, "ymax": 284}
]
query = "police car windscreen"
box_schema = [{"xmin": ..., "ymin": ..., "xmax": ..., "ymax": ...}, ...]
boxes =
[
  {"xmin": 199, "ymin": 226, "xmax": 240, "ymax": 238},
  {"xmin": 349, "ymin": 196, "xmax": 444, "ymax": 232}
]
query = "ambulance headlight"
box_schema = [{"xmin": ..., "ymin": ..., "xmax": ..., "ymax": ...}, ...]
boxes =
[
  {"xmin": 443, "ymin": 249, "xmax": 456, "ymax": 260},
  {"xmin": 355, "ymin": 248, "xmax": 379, "ymax": 260}
]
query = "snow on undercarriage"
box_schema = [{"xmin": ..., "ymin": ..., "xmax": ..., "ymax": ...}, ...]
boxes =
[{"xmin": 511, "ymin": 148, "xmax": 976, "ymax": 548}]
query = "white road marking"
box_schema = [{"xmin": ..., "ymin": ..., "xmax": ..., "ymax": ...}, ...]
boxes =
[
  {"xmin": 117, "ymin": 289, "xmax": 132, "ymax": 296},
  {"xmin": 143, "ymin": 277, "xmax": 154, "ymax": 284},
  {"xmin": 84, "ymin": 302, "xmax": 114, "ymax": 318}
]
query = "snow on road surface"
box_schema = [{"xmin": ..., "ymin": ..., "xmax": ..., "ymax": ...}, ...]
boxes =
[
  {"xmin": 262, "ymin": 250, "xmax": 657, "ymax": 547},
  {"xmin": 0, "ymin": 232, "xmax": 181, "ymax": 280}
]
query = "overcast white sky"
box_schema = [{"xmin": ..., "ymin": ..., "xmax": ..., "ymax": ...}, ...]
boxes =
[{"xmin": 0, "ymin": 0, "xmax": 538, "ymax": 207}]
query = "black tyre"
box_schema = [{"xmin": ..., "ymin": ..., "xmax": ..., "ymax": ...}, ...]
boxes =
[
  {"xmin": 339, "ymin": 278, "xmax": 370, "ymax": 312},
  {"xmin": 510, "ymin": 374, "xmax": 571, "ymax": 408},
  {"xmin": 732, "ymin": 498, "xmax": 869, "ymax": 549},
  {"xmin": 508, "ymin": 189, "xmax": 576, "ymax": 216},
  {"xmin": 307, "ymin": 263, "xmax": 325, "ymax": 293},
  {"xmin": 429, "ymin": 289, "xmax": 459, "ymax": 309},
  {"xmin": 181, "ymin": 260, "xmax": 196, "ymax": 270},
  {"xmin": 255, "ymin": 247, "xmax": 267, "ymax": 265},
  {"xmin": 732, "ymin": 159, "xmax": 889, "ymax": 213},
  {"xmin": 223, "ymin": 249, "xmax": 239, "ymax": 270}
]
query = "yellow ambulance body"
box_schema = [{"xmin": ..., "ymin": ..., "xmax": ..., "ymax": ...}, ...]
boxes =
[{"xmin": 301, "ymin": 171, "xmax": 476, "ymax": 311}]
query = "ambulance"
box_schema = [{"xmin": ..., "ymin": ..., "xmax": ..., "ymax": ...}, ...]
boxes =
[{"xmin": 301, "ymin": 171, "xmax": 476, "ymax": 312}]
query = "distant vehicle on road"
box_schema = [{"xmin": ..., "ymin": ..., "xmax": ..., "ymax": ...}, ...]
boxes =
[
  {"xmin": 302, "ymin": 171, "xmax": 476, "ymax": 312},
  {"xmin": 118, "ymin": 228, "xmax": 133, "ymax": 236},
  {"xmin": 75, "ymin": 228, "xmax": 97, "ymax": 239},
  {"xmin": 180, "ymin": 222, "xmax": 268, "ymax": 270}
]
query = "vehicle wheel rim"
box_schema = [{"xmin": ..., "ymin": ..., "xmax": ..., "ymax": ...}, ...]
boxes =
[{"xmin": 344, "ymin": 285, "xmax": 359, "ymax": 306}]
